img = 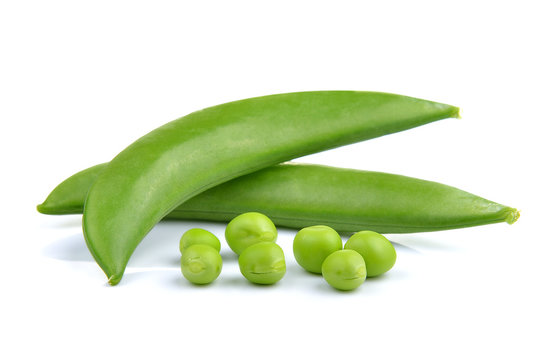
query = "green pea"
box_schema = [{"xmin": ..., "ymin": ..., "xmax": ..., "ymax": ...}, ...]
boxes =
[
  {"xmin": 238, "ymin": 242, "xmax": 286, "ymax": 285},
  {"xmin": 321, "ymin": 250, "xmax": 366, "ymax": 291},
  {"xmin": 293, "ymin": 225, "xmax": 342, "ymax": 274},
  {"xmin": 179, "ymin": 228, "xmax": 221, "ymax": 254},
  {"xmin": 225, "ymin": 212, "xmax": 277, "ymax": 255},
  {"xmin": 181, "ymin": 244, "xmax": 222, "ymax": 285},
  {"xmin": 344, "ymin": 231, "xmax": 396, "ymax": 277}
]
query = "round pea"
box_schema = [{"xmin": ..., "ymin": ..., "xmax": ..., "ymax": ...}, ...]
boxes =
[
  {"xmin": 225, "ymin": 212, "xmax": 277, "ymax": 255},
  {"xmin": 321, "ymin": 249, "xmax": 366, "ymax": 291},
  {"xmin": 293, "ymin": 225, "xmax": 342, "ymax": 273},
  {"xmin": 238, "ymin": 242, "xmax": 286, "ymax": 285},
  {"xmin": 344, "ymin": 231, "xmax": 396, "ymax": 277},
  {"xmin": 181, "ymin": 244, "xmax": 222, "ymax": 285},
  {"xmin": 179, "ymin": 228, "xmax": 221, "ymax": 254}
]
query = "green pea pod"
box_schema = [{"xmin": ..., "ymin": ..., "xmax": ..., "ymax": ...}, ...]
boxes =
[
  {"xmin": 80, "ymin": 91, "xmax": 460, "ymax": 285},
  {"xmin": 38, "ymin": 162, "xmax": 519, "ymax": 233}
]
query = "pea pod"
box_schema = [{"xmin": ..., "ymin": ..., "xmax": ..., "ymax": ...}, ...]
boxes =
[
  {"xmin": 81, "ymin": 91, "xmax": 460, "ymax": 285},
  {"xmin": 38, "ymin": 162, "xmax": 519, "ymax": 232}
]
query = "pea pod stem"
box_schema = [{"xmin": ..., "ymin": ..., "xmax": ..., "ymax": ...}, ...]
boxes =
[{"xmin": 79, "ymin": 91, "xmax": 460, "ymax": 285}]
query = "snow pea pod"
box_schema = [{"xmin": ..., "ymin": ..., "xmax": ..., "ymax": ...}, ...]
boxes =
[
  {"xmin": 81, "ymin": 91, "xmax": 460, "ymax": 285},
  {"xmin": 39, "ymin": 162, "xmax": 518, "ymax": 233}
]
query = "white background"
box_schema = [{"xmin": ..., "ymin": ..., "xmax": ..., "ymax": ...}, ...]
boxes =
[{"xmin": 1, "ymin": 1, "xmax": 558, "ymax": 359}]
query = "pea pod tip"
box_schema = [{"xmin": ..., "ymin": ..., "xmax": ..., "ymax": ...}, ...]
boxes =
[
  {"xmin": 36, "ymin": 202, "xmax": 73, "ymax": 215},
  {"xmin": 506, "ymin": 209, "xmax": 520, "ymax": 225},
  {"xmin": 36, "ymin": 203, "xmax": 46, "ymax": 214},
  {"xmin": 36, "ymin": 202, "xmax": 58, "ymax": 215},
  {"xmin": 108, "ymin": 275, "xmax": 122, "ymax": 286},
  {"xmin": 454, "ymin": 107, "xmax": 462, "ymax": 119}
]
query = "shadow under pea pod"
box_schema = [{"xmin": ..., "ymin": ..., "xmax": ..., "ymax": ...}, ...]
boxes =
[
  {"xmin": 389, "ymin": 234, "xmax": 462, "ymax": 253},
  {"xmin": 41, "ymin": 232, "xmax": 92, "ymax": 262},
  {"xmin": 42, "ymin": 221, "xmax": 192, "ymax": 267}
]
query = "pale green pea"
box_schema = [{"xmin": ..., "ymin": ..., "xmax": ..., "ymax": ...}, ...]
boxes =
[
  {"xmin": 179, "ymin": 228, "xmax": 221, "ymax": 254},
  {"xmin": 225, "ymin": 212, "xmax": 277, "ymax": 255},
  {"xmin": 293, "ymin": 225, "xmax": 342, "ymax": 274},
  {"xmin": 344, "ymin": 231, "xmax": 396, "ymax": 277},
  {"xmin": 321, "ymin": 249, "xmax": 366, "ymax": 291},
  {"xmin": 238, "ymin": 242, "xmax": 286, "ymax": 285},
  {"xmin": 181, "ymin": 244, "xmax": 222, "ymax": 285}
]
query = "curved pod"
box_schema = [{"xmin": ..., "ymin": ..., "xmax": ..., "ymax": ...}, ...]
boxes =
[{"xmin": 39, "ymin": 162, "xmax": 519, "ymax": 233}]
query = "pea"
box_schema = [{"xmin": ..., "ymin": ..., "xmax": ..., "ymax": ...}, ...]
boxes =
[
  {"xmin": 225, "ymin": 212, "xmax": 277, "ymax": 255},
  {"xmin": 344, "ymin": 231, "xmax": 396, "ymax": 277},
  {"xmin": 293, "ymin": 225, "xmax": 342, "ymax": 274},
  {"xmin": 321, "ymin": 250, "xmax": 366, "ymax": 291},
  {"xmin": 179, "ymin": 228, "xmax": 221, "ymax": 254},
  {"xmin": 238, "ymin": 242, "xmax": 286, "ymax": 285},
  {"xmin": 181, "ymin": 244, "xmax": 222, "ymax": 285}
]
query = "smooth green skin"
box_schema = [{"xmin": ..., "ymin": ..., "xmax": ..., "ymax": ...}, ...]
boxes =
[
  {"xmin": 344, "ymin": 231, "xmax": 396, "ymax": 277},
  {"xmin": 38, "ymin": 163, "xmax": 519, "ymax": 233},
  {"xmin": 238, "ymin": 242, "xmax": 286, "ymax": 285},
  {"xmin": 180, "ymin": 244, "xmax": 222, "ymax": 285},
  {"xmin": 38, "ymin": 163, "xmax": 107, "ymax": 214},
  {"xmin": 293, "ymin": 225, "xmax": 342, "ymax": 274},
  {"xmin": 321, "ymin": 250, "xmax": 367, "ymax": 291},
  {"xmin": 179, "ymin": 228, "xmax": 221, "ymax": 254},
  {"xmin": 225, "ymin": 212, "xmax": 277, "ymax": 255},
  {"xmin": 80, "ymin": 91, "xmax": 460, "ymax": 285}
]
